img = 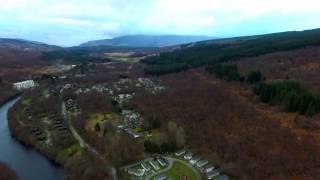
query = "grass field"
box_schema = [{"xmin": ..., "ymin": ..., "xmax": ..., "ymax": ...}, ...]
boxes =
[
  {"xmin": 21, "ymin": 97, "xmax": 32, "ymax": 106},
  {"xmin": 151, "ymin": 161, "xmax": 196, "ymax": 180},
  {"xmin": 85, "ymin": 113, "xmax": 122, "ymax": 135},
  {"xmin": 57, "ymin": 143, "xmax": 82, "ymax": 161},
  {"xmin": 104, "ymin": 52, "xmax": 142, "ymax": 63},
  {"xmin": 164, "ymin": 161, "xmax": 196, "ymax": 180}
]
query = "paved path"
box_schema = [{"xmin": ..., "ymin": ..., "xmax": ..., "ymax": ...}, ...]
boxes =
[
  {"xmin": 61, "ymin": 102, "xmax": 118, "ymax": 180},
  {"xmin": 145, "ymin": 156, "xmax": 201, "ymax": 180}
]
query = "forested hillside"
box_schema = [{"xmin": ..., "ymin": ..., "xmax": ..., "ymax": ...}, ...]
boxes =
[{"xmin": 143, "ymin": 28, "xmax": 320, "ymax": 75}]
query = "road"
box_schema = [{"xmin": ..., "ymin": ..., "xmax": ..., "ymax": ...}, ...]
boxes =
[
  {"xmin": 61, "ymin": 102, "xmax": 118, "ymax": 180},
  {"xmin": 145, "ymin": 156, "xmax": 201, "ymax": 180}
]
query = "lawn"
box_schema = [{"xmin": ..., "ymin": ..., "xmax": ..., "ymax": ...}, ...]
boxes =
[
  {"xmin": 165, "ymin": 161, "xmax": 196, "ymax": 180},
  {"xmin": 132, "ymin": 126, "xmax": 143, "ymax": 133},
  {"xmin": 57, "ymin": 143, "xmax": 82, "ymax": 162},
  {"xmin": 22, "ymin": 97, "xmax": 32, "ymax": 106},
  {"xmin": 104, "ymin": 52, "xmax": 142, "ymax": 63}
]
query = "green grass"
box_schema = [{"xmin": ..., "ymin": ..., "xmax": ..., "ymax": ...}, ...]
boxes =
[
  {"xmin": 132, "ymin": 127, "xmax": 143, "ymax": 133},
  {"xmin": 22, "ymin": 97, "xmax": 32, "ymax": 106},
  {"xmin": 165, "ymin": 161, "xmax": 196, "ymax": 180},
  {"xmin": 86, "ymin": 113, "xmax": 122, "ymax": 136},
  {"xmin": 104, "ymin": 52, "xmax": 141, "ymax": 63},
  {"xmin": 151, "ymin": 161, "xmax": 196, "ymax": 180},
  {"xmin": 58, "ymin": 143, "xmax": 82, "ymax": 160},
  {"xmin": 90, "ymin": 113, "xmax": 105, "ymax": 121}
]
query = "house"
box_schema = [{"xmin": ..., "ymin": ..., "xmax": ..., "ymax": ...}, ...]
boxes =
[
  {"xmin": 189, "ymin": 156, "xmax": 201, "ymax": 165},
  {"xmin": 149, "ymin": 160, "xmax": 160, "ymax": 171},
  {"xmin": 202, "ymin": 164, "xmax": 215, "ymax": 173},
  {"xmin": 141, "ymin": 162, "xmax": 152, "ymax": 171},
  {"xmin": 207, "ymin": 170, "xmax": 220, "ymax": 179},
  {"xmin": 13, "ymin": 80, "xmax": 35, "ymax": 90},
  {"xmin": 184, "ymin": 152, "xmax": 193, "ymax": 160},
  {"xmin": 154, "ymin": 174, "xmax": 167, "ymax": 180},
  {"xmin": 196, "ymin": 160, "xmax": 209, "ymax": 168},
  {"xmin": 125, "ymin": 128, "xmax": 141, "ymax": 138},
  {"xmin": 175, "ymin": 149, "xmax": 186, "ymax": 156},
  {"xmin": 127, "ymin": 168, "xmax": 145, "ymax": 177},
  {"xmin": 157, "ymin": 158, "xmax": 167, "ymax": 167}
]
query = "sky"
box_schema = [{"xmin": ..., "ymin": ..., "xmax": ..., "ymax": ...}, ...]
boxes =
[{"xmin": 1, "ymin": 0, "xmax": 320, "ymax": 46}]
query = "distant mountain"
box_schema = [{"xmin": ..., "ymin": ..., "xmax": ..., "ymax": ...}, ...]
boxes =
[
  {"xmin": 0, "ymin": 38, "xmax": 60, "ymax": 52},
  {"xmin": 80, "ymin": 35, "xmax": 214, "ymax": 47}
]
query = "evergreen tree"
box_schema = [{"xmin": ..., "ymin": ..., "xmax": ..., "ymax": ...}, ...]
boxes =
[{"xmin": 247, "ymin": 71, "xmax": 262, "ymax": 84}]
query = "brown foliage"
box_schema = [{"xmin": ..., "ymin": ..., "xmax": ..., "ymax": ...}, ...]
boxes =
[
  {"xmin": 65, "ymin": 150, "xmax": 111, "ymax": 180},
  {"xmin": 235, "ymin": 46, "xmax": 320, "ymax": 91},
  {"xmin": 131, "ymin": 70, "xmax": 320, "ymax": 179},
  {"xmin": 77, "ymin": 92, "xmax": 113, "ymax": 114}
]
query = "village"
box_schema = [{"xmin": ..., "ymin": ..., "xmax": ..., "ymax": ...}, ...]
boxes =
[
  {"xmin": 10, "ymin": 63, "xmax": 230, "ymax": 180},
  {"xmin": 122, "ymin": 148, "xmax": 229, "ymax": 180}
]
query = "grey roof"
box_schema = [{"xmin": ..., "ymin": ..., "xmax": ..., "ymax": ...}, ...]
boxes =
[
  {"xmin": 207, "ymin": 170, "xmax": 220, "ymax": 178},
  {"xmin": 175, "ymin": 149, "xmax": 186, "ymax": 156}
]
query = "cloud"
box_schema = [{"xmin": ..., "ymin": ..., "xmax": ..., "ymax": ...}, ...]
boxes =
[{"xmin": 0, "ymin": 0, "xmax": 320, "ymax": 46}]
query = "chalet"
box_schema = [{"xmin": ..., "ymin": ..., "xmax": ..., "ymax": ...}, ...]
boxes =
[
  {"xmin": 175, "ymin": 149, "xmax": 186, "ymax": 156},
  {"xmin": 127, "ymin": 168, "xmax": 145, "ymax": 177},
  {"xmin": 53, "ymin": 121, "xmax": 62, "ymax": 125},
  {"xmin": 149, "ymin": 160, "xmax": 160, "ymax": 171},
  {"xmin": 141, "ymin": 162, "xmax": 152, "ymax": 171},
  {"xmin": 13, "ymin": 80, "xmax": 35, "ymax": 90},
  {"xmin": 189, "ymin": 156, "xmax": 201, "ymax": 165},
  {"xmin": 207, "ymin": 170, "xmax": 220, "ymax": 179},
  {"xmin": 202, "ymin": 164, "xmax": 215, "ymax": 173},
  {"xmin": 184, "ymin": 152, "xmax": 193, "ymax": 160},
  {"xmin": 64, "ymin": 84, "xmax": 72, "ymax": 89},
  {"xmin": 196, "ymin": 160, "xmax": 208, "ymax": 168},
  {"xmin": 125, "ymin": 128, "xmax": 141, "ymax": 138},
  {"xmin": 154, "ymin": 174, "xmax": 167, "ymax": 180},
  {"xmin": 157, "ymin": 158, "xmax": 167, "ymax": 167}
]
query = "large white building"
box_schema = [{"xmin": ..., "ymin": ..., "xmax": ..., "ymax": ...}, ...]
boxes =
[{"xmin": 13, "ymin": 80, "xmax": 35, "ymax": 90}]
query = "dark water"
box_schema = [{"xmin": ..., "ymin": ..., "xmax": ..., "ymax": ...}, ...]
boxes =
[{"xmin": 0, "ymin": 98, "xmax": 64, "ymax": 180}]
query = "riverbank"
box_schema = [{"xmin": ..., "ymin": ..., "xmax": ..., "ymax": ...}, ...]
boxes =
[
  {"xmin": 7, "ymin": 121, "xmax": 62, "ymax": 167},
  {"xmin": 0, "ymin": 93, "xmax": 20, "ymax": 106},
  {"xmin": 7, "ymin": 96, "xmax": 66, "ymax": 168},
  {"xmin": 0, "ymin": 89, "xmax": 58, "ymax": 165},
  {"xmin": 7, "ymin": 92, "xmax": 111, "ymax": 180},
  {"xmin": 1, "ymin": 93, "xmax": 63, "ymax": 167},
  {"xmin": 0, "ymin": 97, "xmax": 64, "ymax": 180}
]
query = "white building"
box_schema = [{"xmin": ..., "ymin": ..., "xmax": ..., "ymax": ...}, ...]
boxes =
[
  {"xmin": 13, "ymin": 80, "xmax": 35, "ymax": 90},
  {"xmin": 175, "ymin": 149, "xmax": 186, "ymax": 156},
  {"xmin": 197, "ymin": 160, "xmax": 209, "ymax": 168},
  {"xmin": 207, "ymin": 170, "xmax": 220, "ymax": 179},
  {"xmin": 189, "ymin": 156, "xmax": 201, "ymax": 165}
]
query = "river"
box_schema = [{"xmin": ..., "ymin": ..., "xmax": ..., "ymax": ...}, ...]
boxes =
[{"xmin": 0, "ymin": 97, "xmax": 65, "ymax": 180}]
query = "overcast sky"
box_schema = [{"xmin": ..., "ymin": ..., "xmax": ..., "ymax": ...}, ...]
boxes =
[{"xmin": 1, "ymin": 0, "xmax": 320, "ymax": 46}]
